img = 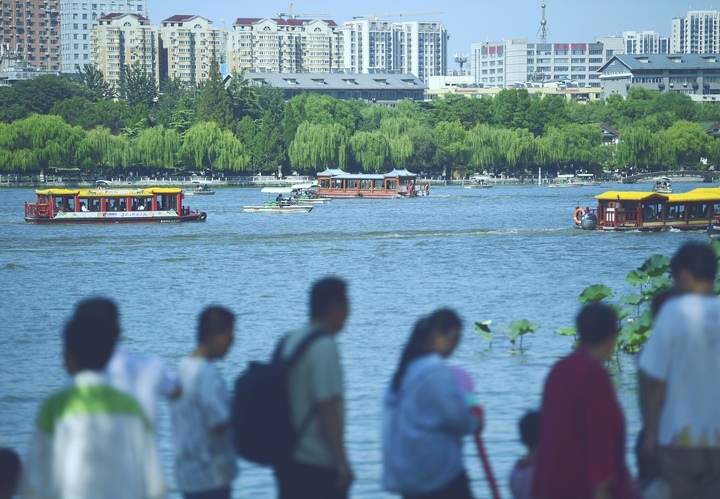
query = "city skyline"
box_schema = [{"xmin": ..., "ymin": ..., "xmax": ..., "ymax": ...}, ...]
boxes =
[{"xmin": 145, "ymin": 0, "xmax": 702, "ymax": 68}]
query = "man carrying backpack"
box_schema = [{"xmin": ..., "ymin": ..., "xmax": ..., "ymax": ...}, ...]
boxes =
[{"xmin": 274, "ymin": 277, "xmax": 354, "ymax": 499}]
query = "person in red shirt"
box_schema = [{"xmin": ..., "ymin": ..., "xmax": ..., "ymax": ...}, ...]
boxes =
[{"xmin": 533, "ymin": 303, "xmax": 632, "ymax": 499}]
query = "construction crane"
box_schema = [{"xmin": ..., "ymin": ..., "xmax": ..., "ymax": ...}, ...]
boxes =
[
  {"xmin": 352, "ymin": 10, "xmax": 442, "ymax": 21},
  {"xmin": 277, "ymin": 3, "xmax": 329, "ymax": 20}
]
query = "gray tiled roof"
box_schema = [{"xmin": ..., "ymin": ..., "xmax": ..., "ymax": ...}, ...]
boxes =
[
  {"xmin": 242, "ymin": 72, "xmax": 427, "ymax": 91},
  {"xmin": 599, "ymin": 54, "xmax": 720, "ymax": 72}
]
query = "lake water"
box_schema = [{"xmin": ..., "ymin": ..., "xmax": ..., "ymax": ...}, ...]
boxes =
[{"xmin": 0, "ymin": 183, "xmax": 711, "ymax": 498}]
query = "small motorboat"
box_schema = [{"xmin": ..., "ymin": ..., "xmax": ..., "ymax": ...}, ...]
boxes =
[
  {"xmin": 652, "ymin": 177, "xmax": 672, "ymax": 194},
  {"xmin": 243, "ymin": 187, "xmax": 313, "ymax": 214}
]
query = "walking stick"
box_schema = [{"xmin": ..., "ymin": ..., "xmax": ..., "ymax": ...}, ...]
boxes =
[{"xmin": 472, "ymin": 406, "xmax": 501, "ymax": 499}]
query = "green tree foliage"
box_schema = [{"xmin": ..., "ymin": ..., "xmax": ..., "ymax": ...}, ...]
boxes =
[
  {"xmin": 663, "ymin": 120, "xmax": 710, "ymax": 167},
  {"xmin": 197, "ymin": 56, "xmax": 232, "ymax": 129},
  {"xmin": 0, "ymin": 75, "xmax": 88, "ymax": 122},
  {"xmin": 76, "ymin": 126, "xmax": 128, "ymax": 169},
  {"xmin": 179, "ymin": 121, "xmax": 248, "ymax": 171},
  {"xmin": 117, "ymin": 61, "xmax": 158, "ymax": 109},
  {"xmin": 288, "ymin": 122, "xmax": 349, "ymax": 170},
  {"xmin": 435, "ymin": 121, "xmax": 470, "ymax": 177},
  {"xmin": 131, "ymin": 126, "xmax": 180, "ymax": 169},
  {"xmin": 77, "ymin": 64, "xmax": 113, "ymax": 100},
  {"xmin": 350, "ymin": 130, "xmax": 390, "ymax": 172}
]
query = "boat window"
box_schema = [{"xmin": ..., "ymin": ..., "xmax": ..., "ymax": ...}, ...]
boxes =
[
  {"xmin": 360, "ymin": 180, "xmax": 371, "ymax": 190},
  {"xmin": 319, "ymin": 179, "xmax": 330, "ymax": 188},
  {"xmin": 78, "ymin": 197, "xmax": 90, "ymax": 212},
  {"xmin": 63, "ymin": 197, "xmax": 75, "ymax": 211},
  {"xmin": 54, "ymin": 197, "xmax": 64, "ymax": 210},
  {"xmin": 713, "ymin": 204, "xmax": 720, "ymax": 217},
  {"xmin": 373, "ymin": 180, "xmax": 383, "ymax": 189},
  {"xmin": 620, "ymin": 202, "xmax": 637, "ymax": 210},
  {"xmin": 667, "ymin": 205, "xmax": 685, "ymax": 219},
  {"xmin": 333, "ymin": 179, "xmax": 342, "ymax": 188},
  {"xmin": 347, "ymin": 179, "xmax": 357, "ymax": 189},
  {"xmin": 105, "ymin": 198, "xmax": 120, "ymax": 211},
  {"xmin": 689, "ymin": 203, "xmax": 708, "ymax": 219},
  {"xmin": 386, "ymin": 180, "xmax": 396, "ymax": 190},
  {"xmin": 642, "ymin": 202, "xmax": 662, "ymax": 221},
  {"xmin": 89, "ymin": 199, "xmax": 101, "ymax": 212}
]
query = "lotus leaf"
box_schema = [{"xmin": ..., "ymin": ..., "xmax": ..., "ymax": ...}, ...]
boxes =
[{"xmin": 578, "ymin": 284, "xmax": 612, "ymax": 304}]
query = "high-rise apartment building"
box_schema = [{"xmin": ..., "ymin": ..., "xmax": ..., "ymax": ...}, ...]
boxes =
[
  {"xmin": 470, "ymin": 37, "xmax": 624, "ymax": 88},
  {"xmin": 1, "ymin": 0, "xmax": 60, "ymax": 70},
  {"xmin": 158, "ymin": 15, "xmax": 221, "ymax": 84},
  {"xmin": 90, "ymin": 12, "xmax": 158, "ymax": 86},
  {"xmin": 671, "ymin": 10, "xmax": 720, "ymax": 54},
  {"xmin": 226, "ymin": 17, "xmax": 343, "ymax": 74},
  {"xmin": 341, "ymin": 20, "xmax": 447, "ymax": 82},
  {"xmin": 623, "ymin": 31, "xmax": 670, "ymax": 54},
  {"xmin": 60, "ymin": 0, "xmax": 147, "ymax": 73}
]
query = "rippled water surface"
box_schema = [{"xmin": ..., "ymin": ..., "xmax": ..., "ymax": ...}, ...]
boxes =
[{"xmin": 0, "ymin": 183, "xmax": 711, "ymax": 498}]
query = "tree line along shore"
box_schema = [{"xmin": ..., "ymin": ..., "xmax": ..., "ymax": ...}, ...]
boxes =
[{"xmin": 0, "ymin": 60, "xmax": 718, "ymax": 178}]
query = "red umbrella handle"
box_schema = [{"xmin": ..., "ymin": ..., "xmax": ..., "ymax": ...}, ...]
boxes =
[{"xmin": 471, "ymin": 407, "xmax": 501, "ymax": 499}]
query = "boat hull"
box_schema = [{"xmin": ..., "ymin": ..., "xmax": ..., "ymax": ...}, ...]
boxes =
[
  {"xmin": 25, "ymin": 210, "xmax": 206, "ymax": 224},
  {"xmin": 242, "ymin": 205, "xmax": 313, "ymax": 213}
]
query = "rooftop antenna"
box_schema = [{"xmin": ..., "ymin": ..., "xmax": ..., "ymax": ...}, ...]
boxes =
[
  {"xmin": 537, "ymin": 2, "xmax": 549, "ymax": 43},
  {"xmin": 453, "ymin": 54, "xmax": 468, "ymax": 75}
]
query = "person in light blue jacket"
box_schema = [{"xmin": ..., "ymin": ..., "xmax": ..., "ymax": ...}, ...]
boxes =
[{"xmin": 382, "ymin": 309, "xmax": 481, "ymax": 499}]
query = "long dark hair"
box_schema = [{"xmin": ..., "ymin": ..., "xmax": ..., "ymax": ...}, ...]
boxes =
[{"xmin": 390, "ymin": 308, "xmax": 462, "ymax": 393}]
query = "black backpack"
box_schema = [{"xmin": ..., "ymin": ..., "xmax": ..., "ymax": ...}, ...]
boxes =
[{"xmin": 232, "ymin": 329, "xmax": 327, "ymax": 466}]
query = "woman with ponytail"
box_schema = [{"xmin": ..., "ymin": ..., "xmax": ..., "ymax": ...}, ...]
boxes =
[{"xmin": 382, "ymin": 309, "xmax": 481, "ymax": 499}]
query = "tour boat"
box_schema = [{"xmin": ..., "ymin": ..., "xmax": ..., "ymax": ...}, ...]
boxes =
[
  {"xmin": 24, "ymin": 187, "xmax": 206, "ymax": 224},
  {"xmin": 652, "ymin": 176, "xmax": 673, "ymax": 194},
  {"xmin": 186, "ymin": 183, "xmax": 216, "ymax": 195},
  {"xmin": 242, "ymin": 187, "xmax": 313, "ymax": 213},
  {"xmin": 291, "ymin": 183, "xmax": 332, "ymax": 205},
  {"xmin": 316, "ymin": 168, "xmax": 426, "ymax": 199},
  {"xmin": 464, "ymin": 177, "xmax": 493, "ymax": 189},
  {"xmin": 574, "ymin": 188, "xmax": 720, "ymax": 231},
  {"xmin": 548, "ymin": 174, "xmax": 584, "ymax": 188}
]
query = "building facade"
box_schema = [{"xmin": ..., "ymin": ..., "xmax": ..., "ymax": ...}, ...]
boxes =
[
  {"xmin": 158, "ymin": 15, "xmax": 221, "ymax": 84},
  {"xmin": 599, "ymin": 54, "xmax": 720, "ymax": 102},
  {"xmin": 226, "ymin": 17, "xmax": 343, "ymax": 74},
  {"xmin": 341, "ymin": 20, "xmax": 447, "ymax": 82},
  {"xmin": 60, "ymin": 0, "xmax": 147, "ymax": 73},
  {"xmin": 470, "ymin": 37, "xmax": 624, "ymax": 88},
  {"xmin": 90, "ymin": 13, "xmax": 158, "ymax": 87},
  {"xmin": 623, "ymin": 31, "xmax": 670, "ymax": 55},
  {"xmin": 1, "ymin": 0, "xmax": 60, "ymax": 71},
  {"xmin": 671, "ymin": 10, "xmax": 720, "ymax": 54}
]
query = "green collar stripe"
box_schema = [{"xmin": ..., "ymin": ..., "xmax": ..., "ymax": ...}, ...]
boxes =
[{"xmin": 37, "ymin": 384, "xmax": 150, "ymax": 434}]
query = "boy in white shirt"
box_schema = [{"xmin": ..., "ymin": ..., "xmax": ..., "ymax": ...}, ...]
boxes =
[{"xmin": 171, "ymin": 306, "xmax": 238, "ymax": 499}]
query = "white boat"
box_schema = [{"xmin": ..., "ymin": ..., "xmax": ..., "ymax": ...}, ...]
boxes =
[
  {"xmin": 243, "ymin": 187, "xmax": 313, "ymax": 213},
  {"xmin": 464, "ymin": 177, "xmax": 493, "ymax": 189},
  {"xmin": 576, "ymin": 173, "xmax": 602, "ymax": 186},
  {"xmin": 291, "ymin": 183, "xmax": 332, "ymax": 204},
  {"xmin": 548, "ymin": 174, "xmax": 584, "ymax": 188},
  {"xmin": 652, "ymin": 176, "xmax": 672, "ymax": 194}
]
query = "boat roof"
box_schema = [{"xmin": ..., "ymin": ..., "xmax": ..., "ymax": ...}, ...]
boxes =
[
  {"xmin": 261, "ymin": 187, "xmax": 294, "ymax": 194},
  {"xmin": 596, "ymin": 188, "xmax": 720, "ymax": 203},
  {"xmin": 316, "ymin": 168, "xmax": 417, "ymax": 179},
  {"xmin": 291, "ymin": 182, "xmax": 318, "ymax": 190},
  {"xmin": 595, "ymin": 191, "xmax": 666, "ymax": 202},
  {"xmin": 37, "ymin": 187, "xmax": 183, "ymax": 197}
]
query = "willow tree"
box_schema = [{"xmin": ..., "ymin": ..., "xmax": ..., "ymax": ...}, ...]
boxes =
[
  {"xmin": 288, "ymin": 122, "xmax": 349, "ymax": 170},
  {"xmin": 467, "ymin": 124, "xmax": 516, "ymax": 172},
  {"xmin": 616, "ymin": 126, "xmax": 661, "ymax": 169},
  {"xmin": 350, "ymin": 130, "xmax": 390, "ymax": 172},
  {"xmin": 435, "ymin": 121, "xmax": 470, "ymax": 177},
  {"xmin": 505, "ymin": 129, "xmax": 538, "ymax": 170},
  {"xmin": 180, "ymin": 121, "xmax": 248, "ymax": 171},
  {"xmin": 0, "ymin": 114, "xmax": 83, "ymax": 173},
  {"xmin": 132, "ymin": 126, "xmax": 180, "ymax": 170},
  {"xmin": 76, "ymin": 126, "xmax": 129, "ymax": 170}
]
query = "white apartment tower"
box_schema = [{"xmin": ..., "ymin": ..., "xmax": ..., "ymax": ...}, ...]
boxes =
[
  {"xmin": 622, "ymin": 31, "xmax": 670, "ymax": 55},
  {"xmin": 159, "ymin": 15, "xmax": 221, "ymax": 84},
  {"xmin": 671, "ymin": 10, "xmax": 720, "ymax": 54},
  {"xmin": 60, "ymin": 0, "xmax": 147, "ymax": 73},
  {"xmin": 90, "ymin": 12, "xmax": 158, "ymax": 86},
  {"xmin": 226, "ymin": 17, "xmax": 343, "ymax": 74},
  {"xmin": 342, "ymin": 20, "xmax": 447, "ymax": 82}
]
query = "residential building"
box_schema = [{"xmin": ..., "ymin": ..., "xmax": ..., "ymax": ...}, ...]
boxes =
[
  {"xmin": 90, "ymin": 13, "xmax": 158, "ymax": 87},
  {"xmin": 623, "ymin": 31, "xmax": 670, "ymax": 55},
  {"xmin": 341, "ymin": 20, "xmax": 447, "ymax": 82},
  {"xmin": 226, "ymin": 17, "xmax": 343, "ymax": 74},
  {"xmin": 426, "ymin": 75, "xmax": 601, "ymax": 102},
  {"xmin": 470, "ymin": 36, "xmax": 624, "ymax": 88},
  {"xmin": 598, "ymin": 53, "xmax": 720, "ymax": 102},
  {"xmin": 158, "ymin": 15, "xmax": 221, "ymax": 84},
  {"xmin": 1, "ymin": 0, "xmax": 60, "ymax": 71},
  {"xmin": 671, "ymin": 10, "xmax": 720, "ymax": 54},
  {"xmin": 60, "ymin": 0, "xmax": 147, "ymax": 73},
  {"xmin": 241, "ymin": 71, "xmax": 425, "ymax": 104}
]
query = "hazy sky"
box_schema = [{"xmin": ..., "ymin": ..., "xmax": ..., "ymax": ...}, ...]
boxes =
[{"xmin": 147, "ymin": 0, "xmax": 709, "ymax": 65}]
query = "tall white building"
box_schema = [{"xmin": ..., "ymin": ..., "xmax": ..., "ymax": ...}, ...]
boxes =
[
  {"xmin": 470, "ymin": 37, "xmax": 623, "ymax": 88},
  {"xmin": 341, "ymin": 20, "xmax": 447, "ymax": 82},
  {"xmin": 671, "ymin": 10, "xmax": 720, "ymax": 54},
  {"xmin": 623, "ymin": 31, "xmax": 670, "ymax": 54},
  {"xmin": 159, "ymin": 15, "xmax": 221, "ymax": 84},
  {"xmin": 60, "ymin": 0, "xmax": 147, "ymax": 73},
  {"xmin": 226, "ymin": 17, "xmax": 343, "ymax": 74}
]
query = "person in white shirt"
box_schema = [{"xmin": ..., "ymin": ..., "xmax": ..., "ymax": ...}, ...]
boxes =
[
  {"xmin": 20, "ymin": 301, "xmax": 165, "ymax": 499},
  {"xmin": 639, "ymin": 243, "xmax": 720, "ymax": 498},
  {"xmin": 171, "ymin": 306, "xmax": 238, "ymax": 499}
]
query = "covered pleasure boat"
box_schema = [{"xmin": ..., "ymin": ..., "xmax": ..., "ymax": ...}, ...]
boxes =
[
  {"xmin": 316, "ymin": 168, "xmax": 425, "ymax": 199},
  {"xmin": 574, "ymin": 188, "xmax": 720, "ymax": 231},
  {"xmin": 24, "ymin": 187, "xmax": 206, "ymax": 224},
  {"xmin": 242, "ymin": 187, "xmax": 313, "ymax": 213}
]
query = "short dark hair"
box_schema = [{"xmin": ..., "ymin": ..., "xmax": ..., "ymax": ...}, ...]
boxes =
[
  {"xmin": 576, "ymin": 303, "xmax": 618, "ymax": 346},
  {"xmin": 0, "ymin": 448, "xmax": 21, "ymax": 497},
  {"xmin": 73, "ymin": 297, "xmax": 120, "ymax": 342},
  {"xmin": 310, "ymin": 277, "xmax": 347, "ymax": 320},
  {"xmin": 64, "ymin": 314, "xmax": 117, "ymax": 371},
  {"xmin": 519, "ymin": 410, "xmax": 541, "ymax": 449},
  {"xmin": 671, "ymin": 243, "xmax": 717, "ymax": 283},
  {"xmin": 198, "ymin": 306, "xmax": 235, "ymax": 344}
]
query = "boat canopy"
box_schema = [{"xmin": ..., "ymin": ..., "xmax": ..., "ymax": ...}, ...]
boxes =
[
  {"xmin": 316, "ymin": 168, "xmax": 417, "ymax": 179},
  {"xmin": 261, "ymin": 187, "xmax": 294, "ymax": 194},
  {"xmin": 36, "ymin": 187, "xmax": 183, "ymax": 197},
  {"xmin": 291, "ymin": 183, "xmax": 318, "ymax": 190},
  {"xmin": 667, "ymin": 191, "xmax": 720, "ymax": 203},
  {"xmin": 317, "ymin": 168, "xmax": 347, "ymax": 177},
  {"xmin": 385, "ymin": 168, "xmax": 417, "ymax": 178},
  {"xmin": 595, "ymin": 191, "xmax": 666, "ymax": 202},
  {"xmin": 36, "ymin": 189, "xmax": 80, "ymax": 195}
]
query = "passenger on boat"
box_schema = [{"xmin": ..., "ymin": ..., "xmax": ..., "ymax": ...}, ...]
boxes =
[
  {"xmin": 276, "ymin": 194, "xmax": 283, "ymax": 204},
  {"xmin": 137, "ymin": 203, "xmax": 145, "ymax": 211},
  {"xmin": 80, "ymin": 202, "xmax": 89, "ymax": 212}
]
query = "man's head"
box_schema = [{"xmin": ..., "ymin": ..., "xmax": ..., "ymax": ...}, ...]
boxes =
[
  {"xmin": 197, "ymin": 306, "xmax": 235, "ymax": 360},
  {"xmin": 519, "ymin": 410, "xmax": 541, "ymax": 452},
  {"xmin": 63, "ymin": 314, "xmax": 117, "ymax": 374},
  {"xmin": 72, "ymin": 297, "xmax": 120, "ymax": 343},
  {"xmin": 0, "ymin": 448, "xmax": 21, "ymax": 499},
  {"xmin": 576, "ymin": 303, "xmax": 618, "ymax": 360},
  {"xmin": 671, "ymin": 243, "xmax": 717, "ymax": 293},
  {"xmin": 310, "ymin": 277, "xmax": 349, "ymax": 334}
]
